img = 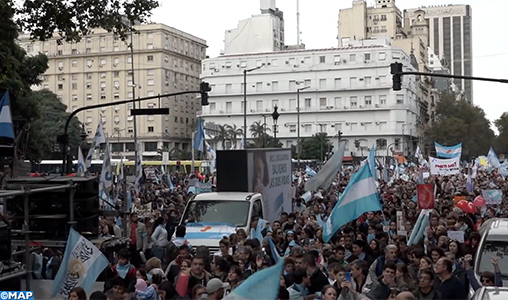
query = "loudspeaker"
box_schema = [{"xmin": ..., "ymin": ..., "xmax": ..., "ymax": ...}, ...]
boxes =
[{"xmin": 5, "ymin": 176, "xmax": 101, "ymax": 241}]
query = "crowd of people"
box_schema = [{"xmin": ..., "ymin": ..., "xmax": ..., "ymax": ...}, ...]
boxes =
[{"xmin": 32, "ymin": 164, "xmax": 508, "ymax": 300}]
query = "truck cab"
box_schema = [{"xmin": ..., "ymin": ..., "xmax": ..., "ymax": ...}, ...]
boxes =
[{"xmin": 179, "ymin": 192, "xmax": 265, "ymax": 253}]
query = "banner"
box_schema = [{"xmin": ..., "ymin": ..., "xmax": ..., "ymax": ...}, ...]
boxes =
[
  {"xmin": 429, "ymin": 156, "xmax": 460, "ymax": 175},
  {"xmin": 417, "ymin": 184, "xmax": 434, "ymax": 209},
  {"xmin": 131, "ymin": 203, "xmax": 152, "ymax": 218},
  {"xmin": 195, "ymin": 182, "xmax": 212, "ymax": 194},
  {"xmin": 481, "ymin": 189, "xmax": 503, "ymax": 205},
  {"xmin": 247, "ymin": 149, "xmax": 292, "ymax": 222}
]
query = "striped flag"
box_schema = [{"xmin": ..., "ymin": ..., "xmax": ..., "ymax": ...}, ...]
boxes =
[{"xmin": 435, "ymin": 142, "xmax": 462, "ymax": 158}]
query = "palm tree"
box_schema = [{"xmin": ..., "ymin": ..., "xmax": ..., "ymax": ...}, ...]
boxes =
[
  {"xmin": 210, "ymin": 125, "xmax": 229, "ymax": 150},
  {"xmin": 226, "ymin": 124, "xmax": 243, "ymax": 148},
  {"xmin": 250, "ymin": 121, "xmax": 270, "ymax": 148}
]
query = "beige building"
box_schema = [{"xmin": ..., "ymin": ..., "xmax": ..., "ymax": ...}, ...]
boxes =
[
  {"xmin": 18, "ymin": 23, "xmax": 207, "ymax": 160},
  {"xmin": 338, "ymin": 0, "xmax": 403, "ymax": 47}
]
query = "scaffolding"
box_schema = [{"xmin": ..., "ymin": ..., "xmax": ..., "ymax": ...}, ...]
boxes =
[{"xmin": 0, "ymin": 182, "xmax": 75, "ymax": 290}]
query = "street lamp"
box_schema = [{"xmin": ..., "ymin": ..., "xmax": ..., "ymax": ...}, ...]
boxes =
[
  {"xmin": 296, "ymin": 84, "xmax": 310, "ymax": 168},
  {"xmin": 271, "ymin": 106, "xmax": 280, "ymax": 147},
  {"xmin": 243, "ymin": 65, "xmax": 264, "ymax": 147},
  {"xmin": 260, "ymin": 114, "xmax": 267, "ymax": 148}
]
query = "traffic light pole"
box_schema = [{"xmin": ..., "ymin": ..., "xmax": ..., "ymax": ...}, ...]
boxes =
[
  {"xmin": 390, "ymin": 62, "xmax": 508, "ymax": 90},
  {"xmin": 60, "ymin": 87, "xmax": 210, "ymax": 175}
]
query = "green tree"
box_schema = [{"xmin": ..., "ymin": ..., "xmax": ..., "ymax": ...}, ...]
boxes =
[
  {"xmin": 26, "ymin": 89, "xmax": 82, "ymax": 161},
  {"xmin": 424, "ymin": 91, "xmax": 494, "ymax": 158},
  {"xmin": 494, "ymin": 113, "xmax": 508, "ymax": 155},
  {"xmin": 300, "ymin": 133, "xmax": 333, "ymax": 161},
  {"xmin": 249, "ymin": 121, "xmax": 269, "ymax": 147},
  {"xmin": 226, "ymin": 124, "xmax": 243, "ymax": 147},
  {"xmin": 16, "ymin": 0, "xmax": 160, "ymax": 42}
]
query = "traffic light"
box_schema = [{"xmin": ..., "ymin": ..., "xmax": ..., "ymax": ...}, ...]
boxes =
[
  {"xmin": 354, "ymin": 139, "xmax": 360, "ymax": 149},
  {"xmin": 390, "ymin": 62, "xmax": 403, "ymax": 91},
  {"xmin": 200, "ymin": 81, "xmax": 212, "ymax": 106}
]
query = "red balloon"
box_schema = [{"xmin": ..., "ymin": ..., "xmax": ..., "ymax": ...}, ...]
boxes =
[
  {"xmin": 473, "ymin": 196, "xmax": 486, "ymax": 207},
  {"xmin": 457, "ymin": 200, "xmax": 469, "ymax": 211},
  {"xmin": 467, "ymin": 202, "xmax": 477, "ymax": 214}
]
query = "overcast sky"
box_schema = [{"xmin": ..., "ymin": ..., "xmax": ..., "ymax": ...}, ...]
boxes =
[{"xmin": 152, "ymin": 0, "xmax": 508, "ymax": 129}]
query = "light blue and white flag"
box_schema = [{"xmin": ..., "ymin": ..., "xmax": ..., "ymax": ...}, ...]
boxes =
[
  {"xmin": 367, "ymin": 145, "xmax": 376, "ymax": 181},
  {"xmin": 305, "ymin": 165, "xmax": 317, "ymax": 176},
  {"xmin": 205, "ymin": 141, "xmax": 217, "ymax": 173},
  {"xmin": 466, "ymin": 167, "xmax": 474, "ymax": 193},
  {"xmin": 305, "ymin": 141, "xmax": 347, "ymax": 191},
  {"xmin": 0, "ymin": 91, "xmax": 14, "ymax": 141},
  {"xmin": 499, "ymin": 161, "xmax": 508, "ymax": 178},
  {"xmin": 134, "ymin": 145, "xmax": 143, "ymax": 193},
  {"xmin": 51, "ymin": 228, "xmax": 109, "ymax": 297},
  {"xmin": 267, "ymin": 237, "xmax": 281, "ymax": 264},
  {"xmin": 193, "ymin": 118, "xmax": 205, "ymax": 152},
  {"xmin": 167, "ymin": 173, "xmax": 175, "ymax": 191},
  {"xmin": 224, "ymin": 258, "xmax": 285, "ymax": 300},
  {"xmin": 250, "ymin": 219, "xmax": 268, "ymax": 243},
  {"xmin": 85, "ymin": 123, "xmax": 106, "ymax": 168},
  {"xmin": 77, "ymin": 147, "xmax": 86, "ymax": 177},
  {"xmin": 322, "ymin": 162, "xmax": 382, "ymax": 242},
  {"xmin": 126, "ymin": 188, "xmax": 133, "ymax": 212},
  {"xmin": 435, "ymin": 142, "xmax": 462, "ymax": 159},
  {"xmin": 100, "ymin": 139, "xmax": 113, "ymax": 191},
  {"xmin": 488, "ymin": 147, "xmax": 500, "ymax": 168}
]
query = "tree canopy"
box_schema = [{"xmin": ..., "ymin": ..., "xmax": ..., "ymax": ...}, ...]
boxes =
[
  {"xmin": 494, "ymin": 113, "xmax": 508, "ymax": 155},
  {"xmin": 16, "ymin": 0, "xmax": 160, "ymax": 42},
  {"xmin": 424, "ymin": 92, "xmax": 494, "ymax": 159},
  {"xmin": 296, "ymin": 133, "xmax": 333, "ymax": 161}
]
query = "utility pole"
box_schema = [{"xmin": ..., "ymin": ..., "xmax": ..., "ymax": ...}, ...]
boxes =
[
  {"xmin": 296, "ymin": 84, "xmax": 310, "ymax": 168},
  {"xmin": 243, "ymin": 66, "xmax": 264, "ymax": 147}
]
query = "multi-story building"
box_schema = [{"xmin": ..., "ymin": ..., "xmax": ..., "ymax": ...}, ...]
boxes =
[
  {"xmin": 338, "ymin": 0, "xmax": 403, "ymax": 47},
  {"xmin": 200, "ymin": 42, "xmax": 421, "ymax": 158},
  {"xmin": 19, "ymin": 24, "xmax": 207, "ymax": 160},
  {"xmin": 224, "ymin": 0, "xmax": 285, "ymax": 55},
  {"xmin": 404, "ymin": 5, "xmax": 473, "ymax": 103}
]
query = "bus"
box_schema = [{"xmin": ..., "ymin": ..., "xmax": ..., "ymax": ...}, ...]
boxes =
[
  {"xmin": 122, "ymin": 160, "xmax": 207, "ymax": 176},
  {"xmin": 28, "ymin": 159, "xmax": 125, "ymax": 174}
]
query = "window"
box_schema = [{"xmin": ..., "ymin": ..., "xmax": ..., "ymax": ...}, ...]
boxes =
[
  {"xmin": 127, "ymin": 91, "xmax": 133, "ymax": 99},
  {"xmin": 364, "ymin": 53, "xmax": 371, "ymax": 61},
  {"xmin": 349, "ymin": 54, "xmax": 356, "ymax": 62},
  {"xmin": 100, "ymin": 58, "xmax": 106, "ymax": 66},
  {"xmin": 319, "ymin": 56, "xmax": 326, "ymax": 63},
  {"xmin": 72, "ymin": 60, "xmax": 77, "ymax": 67},
  {"xmin": 319, "ymin": 98, "xmax": 327, "ymax": 110},
  {"xmin": 100, "ymin": 81, "xmax": 106, "ymax": 88},
  {"xmin": 379, "ymin": 75, "xmax": 387, "ymax": 84},
  {"xmin": 272, "ymin": 99, "xmax": 279, "ymax": 108},
  {"xmin": 72, "ymin": 83, "xmax": 77, "ymax": 90},
  {"xmin": 392, "ymin": 52, "xmax": 401, "ymax": 59},
  {"xmin": 126, "ymin": 142, "xmax": 135, "ymax": 151},
  {"xmin": 334, "ymin": 78, "xmax": 341, "ymax": 89},
  {"xmin": 334, "ymin": 97, "xmax": 342, "ymax": 108},
  {"xmin": 144, "ymin": 142, "xmax": 157, "ymax": 151},
  {"xmin": 57, "ymin": 61, "xmax": 64, "ymax": 69},
  {"xmin": 365, "ymin": 96, "xmax": 372, "ymax": 106},
  {"xmin": 256, "ymin": 82, "xmax": 262, "ymax": 92},
  {"xmin": 114, "ymin": 81, "xmax": 120, "ymax": 88},
  {"xmin": 147, "ymin": 79, "xmax": 154, "ymax": 86},
  {"xmin": 304, "ymin": 98, "xmax": 311, "ymax": 110},
  {"xmin": 86, "ymin": 94, "xmax": 92, "ymax": 101},
  {"xmin": 256, "ymin": 60, "xmax": 263, "ymax": 67},
  {"xmin": 394, "ymin": 138, "xmax": 400, "ymax": 150},
  {"xmin": 86, "ymin": 117, "xmax": 92, "ymax": 123},
  {"xmin": 365, "ymin": 76, "xmax": 372, "ymax": 86},
  {"xmin": 350, "ymin": 96, "xmax": 358, "ymax": 108},
  {"xmin": 381, "ymin": 26, "xmax": 387, "ymax": 33},
  {"xmin": 271, "ymin": 81, "xmax": 278, "ymax": 91},
  {"xmin": 319, "ymin": 79, "xmax": 326, "ymax": 89},
  {"xmin": 304, "ymin": 79, "xmax": 311, "ymax": 87},
  {"xmin": 256, "ymin": 100, "xmax": 263, "ymax": 112},
  {"xmin": 127, "ymin": 80, "xmax": 133, "ymax": 87},
  {"xmin": 100, "ymin": 72, "xmax": 106, "ymax": 78},
  {"xmin": 289, "ymin": 125, "xmax": 296, "ymax": 133},
  {"xmin": 101, "ymin": 93, "xmax": 106, "ymax": 99},
  {"xmin": 334, "ymin": 55, "xmax": 341, "ymax": 64},
  {"xmin": 148, "ymin": 126, "xmax": 154, "ymax": 132},
  {"xmin": 210, "ymin": 102, "xmax": 216, "ymax": 112},
  {"xmin": 147, "ymin": 69, "xmax": 154, "ymax": 76},
  {"xmin": 86, "ymin": 59, "xmax": 93, "ymax": 66},
  {"xmin": 304, "ymin": 124, "xmax": 311, "ymax": 133},
  {"xmin": 396, "ymin": 94, "xmax": 404, "ymax": 104},
  {"xmin": 381, "ymin": 14, "xmax": 387, "ymax": 21},
  {"xmin": 350, "ymin": 77, "xmax": 357, "ymax": 87},
  {"xmin": 147, "ymin": 32, "xmax": 153, "ymax": 39},
  {"xmin": 240, "ymin": 61, "xmax": 247, "ymax": 68},
  {"xmin": 334, "ymin": 123, "xmax": 342, "ymax": 132},
  {"xmin": 71, "ymin": 105, "xmax": 77, "ymax": 111},
  {"xmin": 86, "ymin": 82, "xmax": 92, "ymax": 89},
  {"xmin": 379, "ymin": 95, "xmax": 387, "ymax": 105},
  {"xmin": 379, "ymin": 52, "xmax": 386, "ymax": 60},
  {"xmin": 147, "ymin": 55, "xmax": 154, "ymax": 61},
  {"xmin": 58, "ymin": 75, "xmax": 65, "ymax": 81},
  {"xmin": 72, "ymin": 94, "xmax": 78, "ymax": 101},
  {"xmin": 225, "ymin": 84, "xmax": 232, "ymax": 93},
  {"xmin": 147, "ymin": 91, "xmax": 155, "ymax": 97},
  {"xmin": 72, "ymin": 74, "xmax": 78, "ymax": 80},
  {"xmin": 289, "ymin": 80, "xmax": 296, "ymax": 90},
  {"xmin": 58, "ymin": 84, "xmax": 63, "ymax": 90},
  {"xmin": 289, "ymin": 99, "xmax": 296, "ymax": 111},
  {"xmin": 376, "ymin": 139, "xmax": 387, "ymax": 150},
  {"xmin": 113, "ymin": 57, "xmax": 120, "ymax": 65},
  {"xmin": 114, "ymin": 92, "xmax": 120, "ymax": 99},
  {"xmin": 127, "ymin": 57, "xmax": 132, "ymax": 64},
  {"xmin": 86, "ymin": 73, "xmax": 92, "ymax": 79},
  {"xmin": 225, "ymin": 102, "xmax": 232, "ymax": 113},
  {"xmin": 147, "ymin": 43, "xmax": 154, "ymax": 49}
]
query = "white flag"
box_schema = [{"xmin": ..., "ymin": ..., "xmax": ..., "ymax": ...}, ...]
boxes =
[{"xmin": 85, "ymin": 123, "xmax": 106, "ymax": 168}]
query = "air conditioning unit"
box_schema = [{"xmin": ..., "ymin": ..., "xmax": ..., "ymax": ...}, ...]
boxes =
[
  {"xmin": 361, "ymin": 122, "xmax": 365, "ymax": 126},
  {"xmin": 265, "ymin": 109, "xmax": 271, "ymax": 112},
  {"xmin": 99, "ymin": 64, "xmax": 103, "ymax": 68},
  {"xmin": 219, "ymin": 110, "xmax": 224, "ymax": 114},
  {"xmin": 293, "ymin": 65, "xmax": 299, "ymax": 68},
  {"xmin": 359, "ymin": 78, "xmax": 364, "ymax": 81},
  {"xmin": 345, "ymin": 122, "xmax": 350, "ymax": 125},
  {"xmin": 375, "ymin": 104, "xmax": 379, "ymax": 108},
  {"xmin": 113, "ymin": 64, "xmax": 117, "ymax": 67},
  {"xmin": 334, "ymin": 62, "xmax": 340, "ymax": 65},
  {"xmin": 375, "ymin": 121, "xmax": 380, "ymax": 125},
  {"xmin": 250, "ymin": 109, "xmax": 256, "ymax": 112},
  {"xmin": 343, "ymin": 106, "xmax": 348, "ymax": 109},
  {"xmin": 342, "ymin": 59, "xmax": 347, "ymax": 63},
  {"xmin": 284, "ymin": 123, "xmax": 289, "ymax": 127},
  {"xmin": 267, "ymin": 62, "xmax": 271, "ymax": 65},
  {"xmin": 281, "ymin": 108, "xmax": 286, "ymax": 111},
  {"xmin": 359, "ymin": 105, "xmax": 364, "ymax": 108}
]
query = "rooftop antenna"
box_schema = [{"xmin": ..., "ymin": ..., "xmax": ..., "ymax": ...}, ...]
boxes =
[{"xmin": 297, "ymin": 0, "xmax": 300, "ymax": 46}]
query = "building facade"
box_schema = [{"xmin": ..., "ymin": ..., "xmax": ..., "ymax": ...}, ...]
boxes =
[
  {"xmin": 200, "ymin": 44, "xmax": 420, "ymax": 158},
  {"xmin": 404, "ymin": 5, "xmax": 473, "ymax": 103},
  {"xmin": 19, "ymin": 24, "xmax": 207, "ymax": 160},
  {"xmin": 224, "ymin": 0, "xmax": 284, "ymax": 55},
  {"xmin": 338, "ymin": 0, "xmax": 403, "ymax": 47}
]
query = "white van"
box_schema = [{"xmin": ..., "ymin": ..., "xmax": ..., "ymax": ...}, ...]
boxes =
[{"xmin": 179, "ymin": 192, "xmax": 265, "ymax": 252}]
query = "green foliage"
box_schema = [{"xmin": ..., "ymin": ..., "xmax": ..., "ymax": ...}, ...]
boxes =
[
  {"xmin": 247, "ymin": 121, "xmax": 281, "ymax": 148},
  {"xmin": 299, "ymin": 133, "xmax": 333, "ymax": 161},
  {"xmin": 494, "ymin": 113, "xmax": 508, "ymax": 154},
  {"xmin": 25, "ymin": 90, "xmax": 82, "ymax": 161},
  {"xmin": 16, "ymin": 0, "xmax": 160, "ymax": 42},
  {"xmin": 424, "ymin": 92, "xmax": 494, "ymax": 158}
]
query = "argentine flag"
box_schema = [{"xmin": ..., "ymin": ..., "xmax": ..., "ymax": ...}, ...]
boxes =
[
  {"xmin": 224, "ymin": 258, "xmax": 285, "ymax": 300},
  {"xmin": 193, "ymin": 118, "xmax": 205, "ymax": 152},
  {"xmin": 51, "ymin": 228, "xmax": 109, "ymax": 297},
  {"xmin": 85, "ymin": 123, "xmax": 106, "ymax": 168},
  {"xmin": 435, "ymin": 142, "xmax": 462, "ymax": 159},
  {"xmin": 323, "ymin": 162, "xmax": 382, "ymax": 243},
  {"xmin": 488, "ymin": 147, "xmax": 500, "ymax": 168},
  {"xmin": 305, "ymin": 165, "xmax": 317, "ymax": 176}
]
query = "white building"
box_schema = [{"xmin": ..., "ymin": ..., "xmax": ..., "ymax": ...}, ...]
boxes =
[
  {"xmin": 224, "ymin": 0, "xmax": 284, "ymax": 55},
  {"xmin": 201, "ymin": 41, "xmax": 421, "ymax": 158}
]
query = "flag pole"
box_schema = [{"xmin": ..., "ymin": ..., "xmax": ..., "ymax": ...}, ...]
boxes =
[{"xmin": 191, "ymin": 131, "xmax": 195, "ymax": 174}]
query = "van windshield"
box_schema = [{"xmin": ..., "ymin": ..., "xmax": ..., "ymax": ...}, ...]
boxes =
[
  {"xmin": 477, "ymin": 240, "xmax": 508, "ymax": 277},
  {"xmin": 182, "ymin": 200, "xmax": 250, "ymax": 227}
]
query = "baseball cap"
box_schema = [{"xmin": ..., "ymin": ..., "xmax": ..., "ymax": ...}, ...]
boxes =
[{"xmin": 206, "ymin": 278, "xmax": 229, "ymax": 294}]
